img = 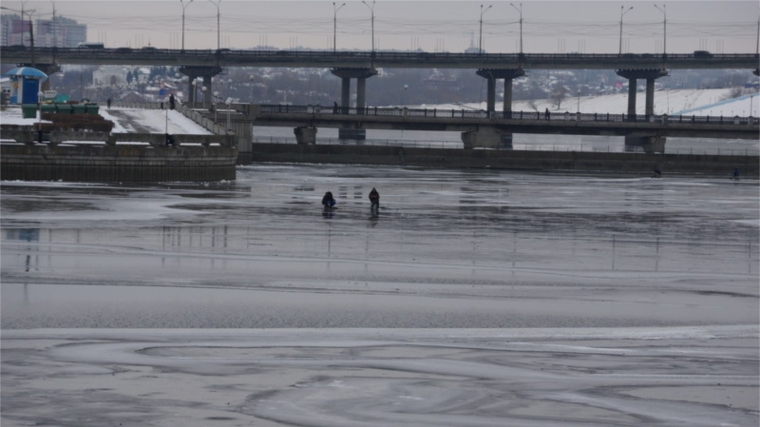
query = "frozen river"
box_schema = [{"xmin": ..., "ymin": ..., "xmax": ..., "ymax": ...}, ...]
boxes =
[{"xmin": 2, "ymin": 165, "xmax": 758, "ymax": 426}]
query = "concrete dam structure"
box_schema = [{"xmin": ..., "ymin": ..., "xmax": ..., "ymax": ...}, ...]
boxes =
[{"xmin": 0, "ymin": 129, "xmax": 238, "ymax": 182}]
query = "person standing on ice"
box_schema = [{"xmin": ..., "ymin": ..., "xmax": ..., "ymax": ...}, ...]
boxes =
[{"xmin": 368, "ymin": 187, "xmax": 379, "ymax": 212}]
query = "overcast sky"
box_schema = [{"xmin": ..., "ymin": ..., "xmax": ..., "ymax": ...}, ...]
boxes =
[{"xmin": 4, "ymin": 0, "xmax": 758, "ymax": 53}]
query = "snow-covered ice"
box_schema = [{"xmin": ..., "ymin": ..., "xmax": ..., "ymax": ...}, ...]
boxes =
[{"xmin": 1, "ymin": 165, "xmax": 758, "ymax": 426}]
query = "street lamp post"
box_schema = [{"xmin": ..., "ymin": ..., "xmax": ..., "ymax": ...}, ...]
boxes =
[
  {"xmin": 191, "ymin": 80, "xmax": 198, "ymax": 107},
  {"xmin": 479, "ymin": 4, "xmax": 492, "ymax": 54},
  {"xmin": 361, "ymin": 0, "xmax": 375, "ymax": 52},
  {"xmin": 333, "ymin": 2, "xmax": 345, "ymax": 53},
  {"xmin": 179, "ymin": 0, "xmax": 194, "ymax": 51},
  {"xmin": 208, "ymin": 0, "xmax": 221, "ymax": 50},
  {"xmin": 654, "ymin": 4, "xmax": 666, "ymax": 56},
  {"xmin": 619, "ymin": 5, "xmax": 633, "ymax": 55},
  {"xmin": 227, "ymin": 78, "xmax": 232, "ymax": 100},
  {"xmin": 225, "ymin": 98, "xmax": 232, "ymax": 134},
  {"xmin": 202, "ymin": 85, "xmax": 207, "ymax": 109},
  {"xmin": 509, "ymin": 2, "xmax": 523, "ymax": 55},
  {"xmin": 213, "ymin": 91, "xmax": 220, "ymax": 122}
]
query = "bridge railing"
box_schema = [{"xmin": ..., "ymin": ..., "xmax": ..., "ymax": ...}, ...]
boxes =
[
  {"xmin": 250, "ymin": 136, "xmax": 758, "ymax": 156},
  {"xmin": 10, "ymin": 46, "xmax": 759, "ymax": 64},
  {"xmin": 258, "ymin": 104, "xmax": 759, "ymax": 126}
]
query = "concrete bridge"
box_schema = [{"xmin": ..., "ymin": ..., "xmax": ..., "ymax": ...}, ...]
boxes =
[
  {"xmin": 4, "ymin": 47, "xmax": 759, "ymax": 137},
  {"xmin": 235, "ymin": 104, "xmax": 757, "ymax": 153}
]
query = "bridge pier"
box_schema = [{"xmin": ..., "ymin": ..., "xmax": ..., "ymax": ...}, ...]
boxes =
[
  {"xmin": 624, "ymin": 135, "xmax": 666, "ymax": 154},
  {"xmin": 294, "ymin": 126, "xmax": 317, "ymax": 145},
  {"xmin": 179, "ymin": 66, "xmax": 222, "ymax": 108},
  {"xmin": 461, "ymin": 127, "xmax": 512, "ymax": 150},
  {"xmin": 616, "ymin": 69, "xmax": 668, "ymax": 120},
  {"xmin": 476, "ymin": 69, "xmax": 525, "ymax": 118},
  {"xmin": 331, "ymin": 68, "xmax": 378, "ymax": 140},
  {"xmin": 474, "ymin": 69, "xmax": 524, "ymax": 149}
]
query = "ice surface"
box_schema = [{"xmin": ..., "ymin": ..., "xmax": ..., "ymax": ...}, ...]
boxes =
[{"xmin": 1, "ymin": 164, "xmax": 758, "ymax": 426}]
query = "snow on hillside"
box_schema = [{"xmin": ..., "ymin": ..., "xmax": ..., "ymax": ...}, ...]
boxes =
[{"xmin": 429, "ymin": 88, "xmax": 759, "ymax": 117}]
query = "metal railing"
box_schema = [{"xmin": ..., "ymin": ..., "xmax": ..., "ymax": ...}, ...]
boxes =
[
  {"xmin": 251, "ymin": 136, "xmax": 758, "ymax": 156},
  {"xmin": 6, "ymin": 46, "xmax": 758, "ymax": 63},
  {"xmin": 258, "ymin": 104, "xmax": 759, "ymax": 126}
]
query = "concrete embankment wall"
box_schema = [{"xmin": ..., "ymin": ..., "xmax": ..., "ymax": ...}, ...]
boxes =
[
  {"xmin": 2, "ymin": 145, "xmax": 238, "ymax": 182},
  {"xmin": 251, "ymin": 144, "xmax": 759, "ymax": 176}
]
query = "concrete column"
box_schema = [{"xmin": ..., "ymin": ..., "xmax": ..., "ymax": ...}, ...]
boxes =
[
  {"xmin": 187, "ymin": 80, "xmax": 196, "ymax": 105},
  {"xmin": 34, "ymin": 64, "xmax": 60, "ymax": 92},
  {"xmin": 178, "ymin": 66, "xmax": 222, "ymax": 108},
  {"xmin": 341, "ymin": 77, "xmax": 350, "ymax": 114},
  {"xmin": 645, "ymin": 77, "xmax": 656, "ymax": 117},
  {"xmin": 617, "ymin": 69, "xmax": 668, "ymax": 122},
  {"xmin": 624, "ymin": 136, "xmax": 666, "ymax": 153},
  {"xmin": 331, "ymin": 68, "xmax": 378, "ymax": 140},
  {"xmin": 503, "ymin": 78, "xmax": 513, "ymax": 119},
  {"xmin": 461, "ymin": 127, "xmax": 512, "ymax": 150},
  {"xmin": 486, "ymin": 75, "xmax": 496, "ymax": 116},
  {"xmin": 357, "ymin": 77, "xmax": 367, "ymax": 115},
  {"xmin": 294, "ymin": 126, "xmax": 318, "ymax": 145},
  {"xmin": 627, "ymin": 78, "xmax": 637, "ymax": 120},
  {"xmin": 476, "ymin": 69, "xmax": 525, "ymax": 118},
  {"xmin": 203, "ymin": 76, "xmax": 213, "ymax": 109}
]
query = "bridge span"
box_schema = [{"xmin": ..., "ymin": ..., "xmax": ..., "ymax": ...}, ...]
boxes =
[
  {"xmin": 2, "ymin": 47, "xmax": 757, "ymax": 70},
  {"xmin": 4, "ymin": 47, "xmax": 759, "ymax": 122},
  {"xmin": 222, "ymin": 103, "xmax": 758, "ymax": 153}
]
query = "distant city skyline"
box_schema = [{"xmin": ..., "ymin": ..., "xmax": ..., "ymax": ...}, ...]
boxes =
[{"xmin": 1, "ymin": 1, "xmax": 758, "ymax": 53}]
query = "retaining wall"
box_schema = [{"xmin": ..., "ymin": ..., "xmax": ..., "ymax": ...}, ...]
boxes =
[
  {"xmin": 1, "ymin": 145, "xmax": 238, "ymax": 182},
  {"xmin": 251, "ymin": 144, "xmax": 759, "ymax": 176}
]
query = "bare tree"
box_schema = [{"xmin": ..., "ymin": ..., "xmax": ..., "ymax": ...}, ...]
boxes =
[{"xmin": 551, "ymin": 82, "xmax": 568, "ymax": 109}]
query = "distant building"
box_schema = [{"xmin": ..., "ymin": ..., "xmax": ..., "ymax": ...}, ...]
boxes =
[
  {"xmin": 0, "ymin": 13, "xmax": 86, "ymax": 48},
  {"xmin": 93, "ymin": 66, "xmax": 129, "ymax": 87}
]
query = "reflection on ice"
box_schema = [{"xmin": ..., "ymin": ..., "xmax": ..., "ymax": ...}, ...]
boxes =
[
  {"xmin": 2, "ymin": 327, "xmax": 758, "ymax": 427},
  {"xmin": 1, "ymin": 165, "xmax": 758, "ymax": 425}
]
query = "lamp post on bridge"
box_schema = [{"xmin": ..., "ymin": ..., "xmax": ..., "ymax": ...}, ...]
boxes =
[
  {"xmin": 509, "ymin": 2, "xmax": 523, "ymax": 56},
  {"xmin": 619, "ymin": 5, "xmax": 633, "ymax": 55},
  {"xmin": 225, "ymin": 97, "xmax": 232, "ymax": 134},
  {"xmin": 208, "ymin": 0, "xmax": 221, "ymax": 51},
  {"xmin": 479, "ymin": 4, "xmax": 492, "ymax": 54},
  {"xmin": 361, "ymin": 0, "xmax": 375, "ymax": 52},
  {"xmin": 213, "ymin": 91, "xmax": 221, "ymax": 123},
  {"xmin": 179, "ymin": 0, "xmax": 194, "ymax": 51},
  {"xmin": 654, "ymin": 4, "xmax": 666, "ymax": 56},
  {"xmin": 333, "ymin": 2, "xmax": 346, "ymax": 53}
]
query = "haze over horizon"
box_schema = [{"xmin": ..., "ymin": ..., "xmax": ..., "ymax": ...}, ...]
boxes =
[{"xmin": 1, "ymin": 0, "xmax": 758, "ymax": 54}]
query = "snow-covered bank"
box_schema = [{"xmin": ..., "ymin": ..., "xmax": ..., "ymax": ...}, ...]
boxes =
[{"xmin": 427, "ymin": 88, "xmax": 759, "ymax": 117}]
